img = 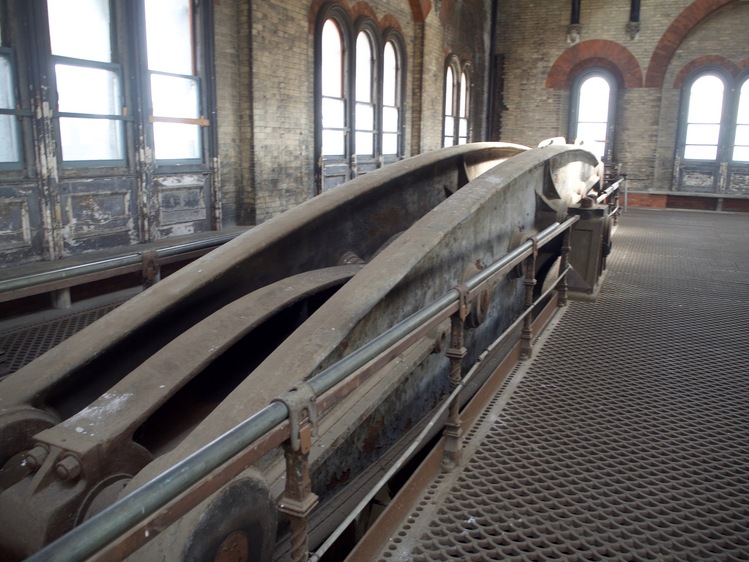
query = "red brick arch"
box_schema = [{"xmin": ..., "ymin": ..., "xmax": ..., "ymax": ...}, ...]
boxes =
[
  {"xmin": 645, "ymin": 0, "xmax": 738, "ymax": 88},
  {"xmin": 546, "ymin": 40, "xmax": 643, "ymax": 90},
  {"xmin": 673, "ymin": 56, "xmax": 741, "ymax": 88}
]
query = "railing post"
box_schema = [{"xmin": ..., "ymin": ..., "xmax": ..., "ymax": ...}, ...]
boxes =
[
  {"xmin": 442, "ymin": 285, "xmax": 468, "ymax": 471},
  {"xmin": 141, "ymin": 251, "xmax": 160, "ymax": 289},
  {"xmin": 273, "ymin": 386, "xmax": 319, "ymax": 562},
  {"xmin": 519, "ymin": 239, "xmax": 538, "ymax": 360},
  {"xmin": 558, "ymin": 226, "xmax": 572, "ymax": 308}
]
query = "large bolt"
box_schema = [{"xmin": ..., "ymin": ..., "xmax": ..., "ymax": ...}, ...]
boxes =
[
  {"xmin": 25, "ymin": 446, "xmax": 49, "ymax": 471},
  {"xmin": 56, "ymin": 455, "xmax": 82, "ymax": 481}
]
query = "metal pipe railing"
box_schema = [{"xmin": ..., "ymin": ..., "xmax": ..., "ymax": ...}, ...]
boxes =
[
  {"xmin": 309, "ymin": 259, "xmax": 574, "ymax": 562},
  {"xmin": 0, "ymin": 230, "xmax": 242, "ymax": 295},
  {"xmin": 25, "ymin": 217, "xmax": 578, "ymax": 562}
]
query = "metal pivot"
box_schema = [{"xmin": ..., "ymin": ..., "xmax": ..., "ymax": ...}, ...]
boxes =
[
  {"xmin": 272, "ymin": 384, "xmax": 320, "ymax": 562},
  {"xmin": 443, "ymin": 284, "xmax": 468, "ymax": 471},
  {"xmin": 558, "ymin": 227, "xmax": 572, "ymax": 307},
  {"xmin": 520, "ymin": 238, "xmax": 538, "ymax": 360}
]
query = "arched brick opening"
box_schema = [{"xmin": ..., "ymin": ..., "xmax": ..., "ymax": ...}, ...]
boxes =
[
  {"xmin": 645, "ymin": 0, "xmax": 738, "ymax": 88},
  {"xmin": 546, "ymin": 40, "xmax": 643, "ymax": 90},
  {"xmin": 673, "ymin": 56, "xmax": 741, "ymax": 88}
]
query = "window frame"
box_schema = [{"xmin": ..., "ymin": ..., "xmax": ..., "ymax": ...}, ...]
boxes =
[
  {"xmin": 353, "ymin": 22, "xmax": 379, "ymax": 159},
  {"xmin": 50, "ymin": 54, "xmax": 129, "ymax": 169},
  {"xmin": 730, "ymin": 73, "xmax": 749, "ymax": 163},
  {"xmin": 0, "ymin": 44, "xmax": 27, "ymax": 170},
  {"xmin": 143, "ymin": 0, "xmax": 210, "ymax": 169},
  {"xmin": 381, "ymin": 30, "xmax": 405, "ymax": 161},
  {"xmin": 443, "ymin": 57, "xmax": 471, "ymax": 148},
  {"xmin": 568, "ymin": 68, "xmax": 618, "ymax": 163},
  {"xmin": 314, "ymin": 6, "xmax": 405, "ymax": 192},
  {"xmin": 677, "ymin": 69, "xmax": 731, "ymax": 163}
]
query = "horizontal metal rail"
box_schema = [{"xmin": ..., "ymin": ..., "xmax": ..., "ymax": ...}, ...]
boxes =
[
  {"xmin": 309, "ymin": 260, "xmax": 573, "ymax": 561},
  {"xmin": 25, "ymin": 217, "xmax": 578, "ymax": 562},
  {"xmin": 0, "ymin": 230, "xmax": 243, "ymax": 302},
  {"xmin": 595, "ymin": 177, "xmax": 624, "ymax": 222}
]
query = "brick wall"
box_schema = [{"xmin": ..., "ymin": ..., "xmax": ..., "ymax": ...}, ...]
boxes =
[
  {"xmin": 212, "ymin": 0, "xmax": 494, "ymax": 225},
  {"xmin": 495, "ymin": 0, "xmax": 749, "ymax": 193}
]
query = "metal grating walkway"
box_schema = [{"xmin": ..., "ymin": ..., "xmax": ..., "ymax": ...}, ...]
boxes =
[{"xmin": 366, "ymin": 209, "xmax": 749, "ymax": 562}]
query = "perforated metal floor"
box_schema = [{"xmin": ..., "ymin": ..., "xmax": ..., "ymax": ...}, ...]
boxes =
[
  {"xmin": 372, "ymin": 209, "xmax": 749, "ymax": 561},
  {"xmin": 0, "ymin": 295, "xmax": 127, "ymax": 375}
]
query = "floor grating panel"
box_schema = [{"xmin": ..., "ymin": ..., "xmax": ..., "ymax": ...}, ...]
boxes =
[
  {"xmin": 0, "ymin": 301, "xmax": 123, "ymax": 375},
  {"xmin": 375, "ymin": 209, "xmax": 749, "ymax": 561}
]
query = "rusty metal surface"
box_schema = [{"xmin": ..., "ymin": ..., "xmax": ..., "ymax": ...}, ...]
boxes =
[
  {"xmin": 358, "ymin": 209, "xmax": 749, "ymax": 561},
  {"xmin": 0, "ymin": 266, "xmax": 360, "ymax": 558},
  {"xmin": 0, "ymin": 144, "xmax": 606, "ymax": 561},
  {"xmin": 0, "ymin": 143, "xmax": 526, "ymax": 467}
]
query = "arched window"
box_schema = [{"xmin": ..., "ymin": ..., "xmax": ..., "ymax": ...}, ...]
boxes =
[
  {"xmin": 674, "ymin": 70, "xmax": 749, "ymax": 193},
  {"xmin": 683, "ymin": 74, "xmax": 725, "ymax": 161},
  {"xmin": 354, "ymin": 30, "xmax": 375, "ymax": 158},
  {"xmin": 315, "ymin": 11, "xmax": 405, "ymax": 192},
  {"xmin": 733, "ymin": 79, "xmax": 749, "ymax": 162},
  {"xmin": 382, "ymin": 38, "xmax": 403, "ymax": 161},
  {"xmin": 443, "ymin": 59, "xmax": 470, "ymax": 147},
  {"xmin": 321, "ymin": 18, "xmax": 346, "ymax": 158},
  {"xmin": 569, "ymin": 70, "xmax": 617, "ymax": 162}
]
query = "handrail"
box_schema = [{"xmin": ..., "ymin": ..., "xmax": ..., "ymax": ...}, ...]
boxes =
[
  {"xmin": 0, "ymin": 230, "xmax": 243, "ymax": 295},
  {"xmin": 596, "ymin": 177, "xmax": 623, "ymax": 204},
  {"xmin": 25, "ymin": 217, "xmax": 578, "ymax": 562}
]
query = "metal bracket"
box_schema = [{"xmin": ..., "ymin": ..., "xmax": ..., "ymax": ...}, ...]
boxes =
[
  {"xmin": 141, "ymin": 251, "xmax": 160, "ymax": 289},
  {"xmin": 272, "ymin": 383, "xmax": 318, "ymax": 452},
  {"xmin": 453, "ymin": 282, "xmax": 470, "ymax": 322},
  {"xmin": 527, "ymin": 235, "xmax": 539, "ymax": 258}
]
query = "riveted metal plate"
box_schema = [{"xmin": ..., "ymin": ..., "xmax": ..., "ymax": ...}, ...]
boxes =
[{"xmin": 372, "ymin": 210, "xmax": 749, "ymax": 562}]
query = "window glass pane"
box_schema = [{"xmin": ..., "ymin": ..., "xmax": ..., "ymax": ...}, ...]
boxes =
[
  {"xmin": 48, "ymin": 0, "xmax": 111, "ymax": 62},
  {"xmin": 59, "ymin": 117, "xmax": 123, "ymax": 161},
  {"xmin": 733, "ymin": 81, "xmax": 749, "ymax": 161},
  {"xmin": 688, "ymin": 75, "xmax": 723, "ymax": 124},
  {"xmin": 322, "ymin": 130, "xmax": 345, "ymax": 156},
  {"xmin": 734, "ymin": 124, "xmax": 749, "ymax": 147},
  {"xmin": 685, "ymin": 123, "xmax": 719, "ymax": 146},
  {"xmin": 322, "ymin": 20, "xmax": 343, "ymax": 98},
  {"xmin": 383, "ymin": 133, "xmax": 398, "ymax": 155},
  {"xmin": 151, "ymin": 74, "xmax": 198, "ymax": 118},
  {"xmin": 355, "ymin": 103, "xmax": 373, "ymax": 131},
  {"xmin": 578, "ymin": 76, "xmax": 610, "ymax": 122},
  {"xmin": 737, "ymin": 81, "xmax": 749, "ymax": 125},
  {"xmin": 576, "ymin": 122, "xmax": 607, "ymax": 144},
  {"xmin": 459, "ymin": 72, "xmax": 468, "ymax": 118},
  {"xmin": 383, "ymin": 42, "xmax": 396, "ymax": 107},
  {"xmin": 145, "ymin": 0, "xmax": 193, "ymax": 74},
  {"xmin": 55, "ymin": 64, "xmax": 121, "ymax": 115},
  {"xmin": 153, "ymin": 122, "xmax": 200, "ymax": 160},
  {"xmin": 733, "ymin": 146, "xmax": 749, "ymax": 162},
  {"xmin": 355, "ymin": 132, "xmax": 373, "ymax": 156},
  {"xmin": 445, "ymin": 67, "xmax": 454, "ymax": 116},
  {"xmin": 733, "ymin": 124, "xmax": 749, "ymax": 161},
  {"xmin": 684, "ymin": 145, "xmax": 717, "ymax": 160},
  {"xmin": 355, "ymin": 32, "xmax": 372, "ymax": 103},
  {"xmin": 322, "ymin": 97, "xmax": 344, "ymax": 129},
  {"xmin": 383, "ymin": 107, "xmax": 398, "ymax": 133},
  {"xmin": 459, "ymin": 118, "xmax": 468, "ymax": 138},
  {"xmin": 0, "ymin": 115, "xmax": 20, "ymax": 162},
  {"xmin": 444, "ymin": 136, "xmax": 454, "ymax": 148},
  {"xmin": 0, "ymin": 54, "xmax": 14, "ymax": 109},
  {"xmin": 444, "ymin": 118, "xmax": 454, "ymax": 139}
]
